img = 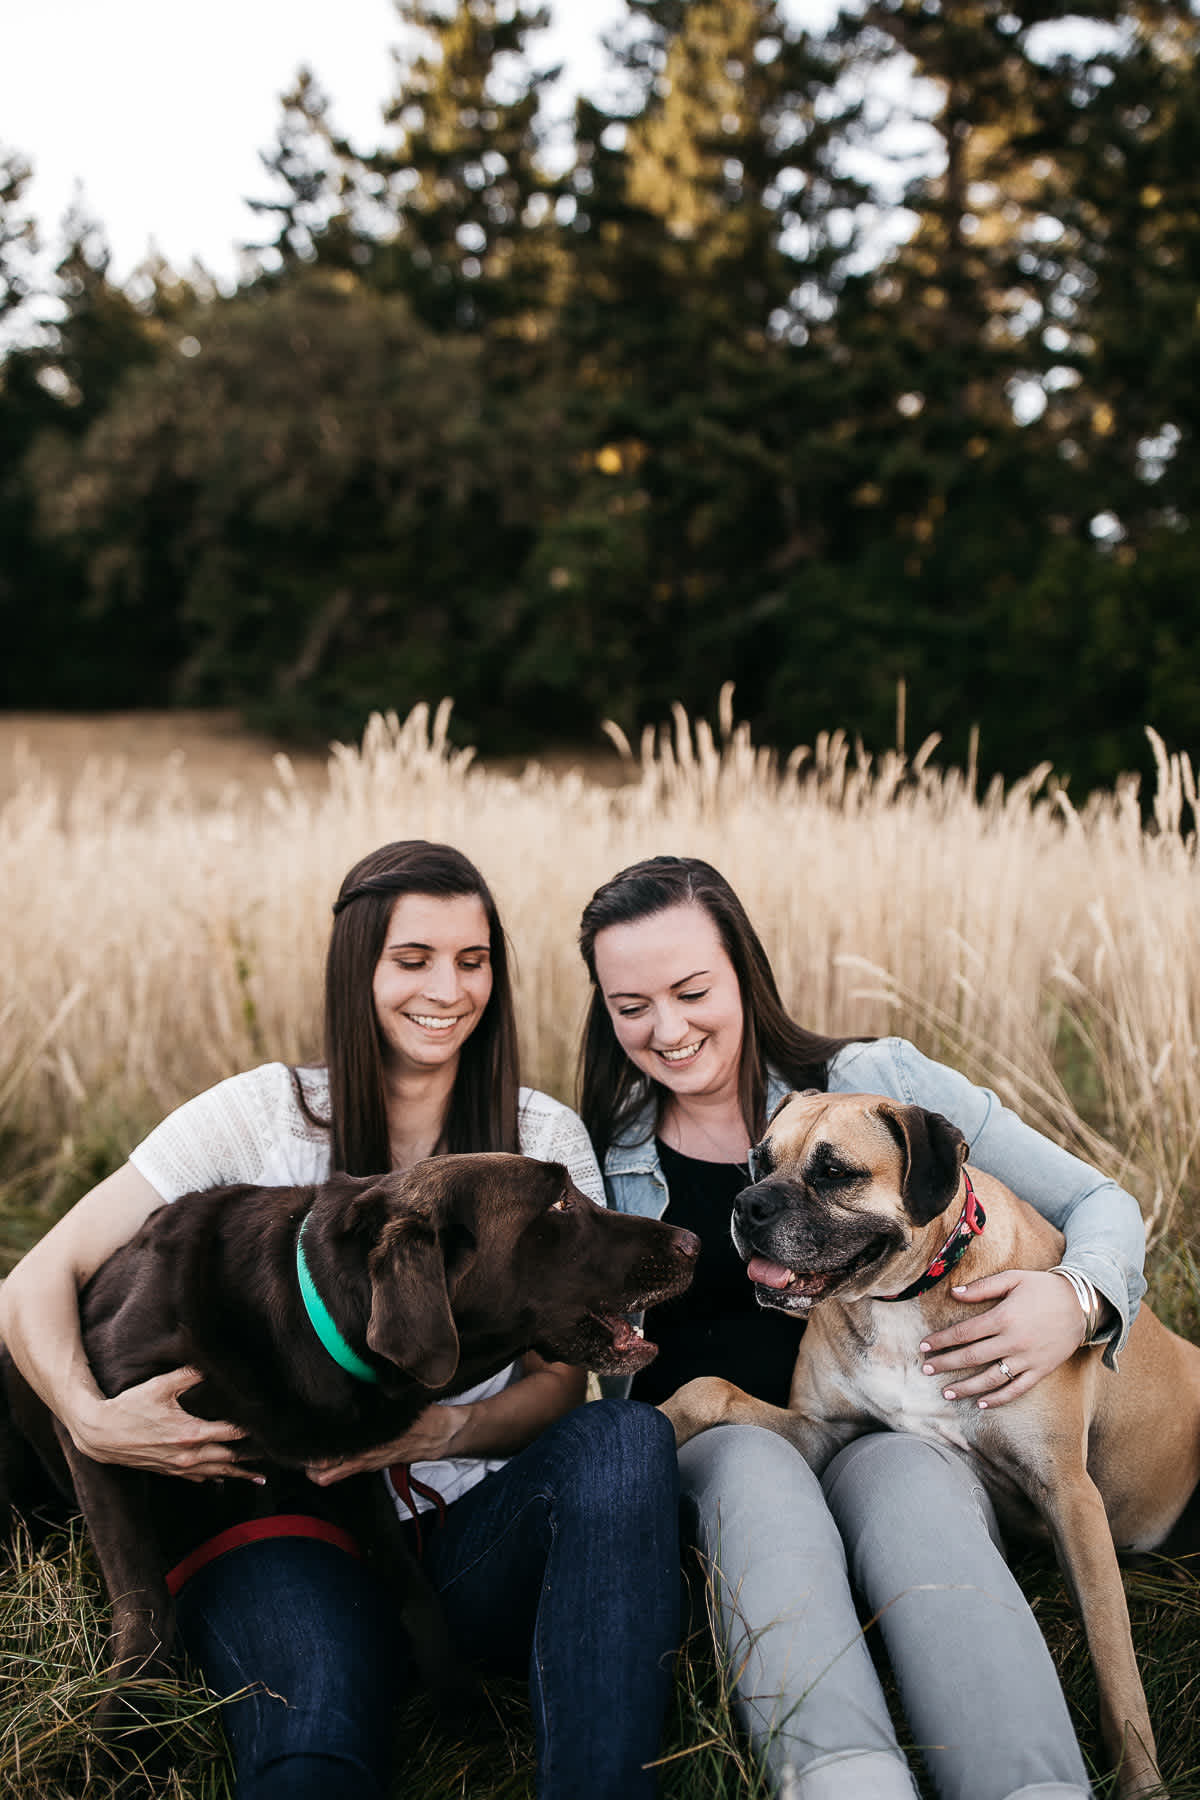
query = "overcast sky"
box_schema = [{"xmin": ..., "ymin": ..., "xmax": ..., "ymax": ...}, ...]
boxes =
[
  {"xmin": 1, "ymin": 0, "xmax": 841, "ymax": 288},
  {"xmin": 1, "ymin": 2, "xmax": 1112, "ymax": 302}
]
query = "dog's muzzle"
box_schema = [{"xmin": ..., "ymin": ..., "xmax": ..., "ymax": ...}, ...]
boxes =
[
  {"xmin": 735, "ymin": 1177, "xmax": 804, "ymax": 1236},
  {"xmin": 731, "ymin": 1179, "xmax": 900, "ymax": 1315}
]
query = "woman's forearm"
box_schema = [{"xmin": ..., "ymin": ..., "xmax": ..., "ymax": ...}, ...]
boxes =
[
  {"xmin": 0, "ymin": 1252, "xmax": 111, "ymax": 1435},
  {"xmin": 0, "ymin": 1162, "xmax": 254, "ymax": 1476},
  {"xmin": 0, "ymin": 1163, "xmax": 163, "ymax": 1435},
  {"xmin": 440, "ymin": 1358, "xmax": 587, "ymax": 1460},
  {"xmin": 306, "ymin": 1356, "xmax": 589, "ymax": 1483}
]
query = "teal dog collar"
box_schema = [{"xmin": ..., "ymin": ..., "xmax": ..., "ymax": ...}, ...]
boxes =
[{"xmin": 295, "ymin": 1213, "xmax": 379, "ymax": 1384}]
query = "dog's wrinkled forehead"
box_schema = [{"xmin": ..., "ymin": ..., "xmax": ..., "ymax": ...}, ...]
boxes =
[
  {"xmin": 749, "ymin": 1090, "xmax": 821, "ymax": 1180},
  {"xmin": 749, "ymin": 1092, "xmax": 900, "ymax": 1184}
]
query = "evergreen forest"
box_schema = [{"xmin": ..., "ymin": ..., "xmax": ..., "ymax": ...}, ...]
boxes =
[{"xmin": 2, "ymin": 0, "xmax": 1198, "ymax": 793}]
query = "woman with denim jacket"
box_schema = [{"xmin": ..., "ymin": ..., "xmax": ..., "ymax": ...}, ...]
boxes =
[{"xmin": 578, "ymin": 855, "xmax": 1146, "ymax": 1800}]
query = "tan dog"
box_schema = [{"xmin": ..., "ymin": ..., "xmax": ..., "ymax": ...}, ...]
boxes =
[{"xmin": 661, "ymin": 1090, "xmax": 1200, "ymax": 1799}]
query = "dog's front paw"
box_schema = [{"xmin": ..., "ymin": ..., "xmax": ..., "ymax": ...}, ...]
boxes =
[{"xmin": 659, "ymin": 1377, "xmax": 745, "ymax": 1447}]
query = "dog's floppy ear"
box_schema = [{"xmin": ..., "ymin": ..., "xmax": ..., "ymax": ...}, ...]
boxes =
[
  {"xmin": 366, "ymin": 1217, "xmax": 460, "ymax": 1389},
  {"xmin": 880, "ymin": 1105, "xmax": 968, "ymax": 1226}
]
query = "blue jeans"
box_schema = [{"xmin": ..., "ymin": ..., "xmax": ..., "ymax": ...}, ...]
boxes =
[{"xmin": 175, "ymin": 1399, "xmax": 680, "ymax": 1800}]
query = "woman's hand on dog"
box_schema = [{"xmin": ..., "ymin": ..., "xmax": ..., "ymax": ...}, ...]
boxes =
[
  {"xmin": 305, "ymin": 1402, "xmax": 475, "ymax": 1485},
  {"xmin": 305, "ymin": 1356, "xmax": 587, "ymax": 1485},
  {"xmin": 918, "ymin": 1269, "xmax": 1092, "ymax": 1407},
  {"xmin": 74, "ymin": 1366, "xmax": 257, "ymax": 1482}
]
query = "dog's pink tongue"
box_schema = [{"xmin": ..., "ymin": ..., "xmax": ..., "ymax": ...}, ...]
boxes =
[{"xmin": 747, "ymin": 1255, "xmax": 795, "ymax": 1290}]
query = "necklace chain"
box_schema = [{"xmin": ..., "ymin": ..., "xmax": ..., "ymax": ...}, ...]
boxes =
[{"xmin": 664, "ymin": 1102, "xmax": 751, "ymax": 1172}]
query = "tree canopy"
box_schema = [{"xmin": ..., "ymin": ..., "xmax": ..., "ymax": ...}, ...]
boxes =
[{"xmin": 2, "ymin": 0, "xmax": 1197, "ymax": 791}]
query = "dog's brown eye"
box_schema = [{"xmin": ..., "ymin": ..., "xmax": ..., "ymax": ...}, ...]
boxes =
[{"xmin": 550, "ymin": 1193, "xmax": 570, "ymax": 1213}]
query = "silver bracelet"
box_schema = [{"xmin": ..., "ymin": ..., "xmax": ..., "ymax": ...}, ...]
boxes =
[{"xmin": 1049, "ymin": 1265, "xmax": 1105, "ymax": 1345}]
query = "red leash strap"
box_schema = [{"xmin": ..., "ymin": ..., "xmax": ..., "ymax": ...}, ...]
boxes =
[
  {"xmin": 389, "ymin": 1463, "xmax": 448, "ymax": 1554},
  {"xmin": 165, "ymin": 1514, "xmax": 361, "ymax": 1597}
]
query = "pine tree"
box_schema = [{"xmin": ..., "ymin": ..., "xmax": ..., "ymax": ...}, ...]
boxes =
[
  {"xmin": 244, "ymin": 68, "xmax": 368, "ymax": 276},
  {"xmin": 40, "ymin": 199, "xmax": 160, "ymax": 427},
  {"xmin": 503, "ymin": 0, "xmax": 871, "ymax": 737},
  {"xmin": 1000, "ymin": 2, "xmax": 1200, "ymax": 782},
  {"xmin": 763, "ymin": 0, "xmax": 1200, "ymax": 783},
  {"xmin": 588, "ymin": 0, "xmax": 867, "ymax": 334},
  {"xmin": 0, "ymin": 146, "xmax": 37, "ymax": 329},
  {"xmin": 368, "ymin": 0, "xmax": 561, "ymax": 332},
  {"xmin": 1023, "ymin": 3, "xmax": 1200, "ymax": 537}
]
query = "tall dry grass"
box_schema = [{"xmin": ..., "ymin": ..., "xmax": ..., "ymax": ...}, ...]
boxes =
[
  {"xmin": 3, "ymin": 691, "xmax": 1200, "ymax": 1797},
  {"xmin": 1, "ymin": 690, "xmax": 1198, "ymax": 1274}
]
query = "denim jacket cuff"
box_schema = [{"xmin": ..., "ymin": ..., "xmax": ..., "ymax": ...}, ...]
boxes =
[{"xmin": 1058, "ymin": 1251, "xmax": 1143, "ymax": 1370}]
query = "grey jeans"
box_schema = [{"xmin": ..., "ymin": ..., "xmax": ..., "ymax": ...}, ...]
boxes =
[{"xmin": 679, "ymin": 1425, "xmax": 1093, "ymax": 1800}]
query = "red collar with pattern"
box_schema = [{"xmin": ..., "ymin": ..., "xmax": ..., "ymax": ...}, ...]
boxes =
[{"xmin": 878, "ymin": 1171, "xmax": 985, "ymax": 1302}]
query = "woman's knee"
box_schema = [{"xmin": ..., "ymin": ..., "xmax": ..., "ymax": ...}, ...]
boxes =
[
  {"xmin": 680, "ymin": 1423, "xmax": 823, "ymax": 1512},
  {"xmin": 573, "ymin": 1395, "xmax": 676, "ymax": 1465},
  {"xmin": 822, "ymin": 1432, "xmax": 1003, "ymax": 1576},
  {"xmin": 824, "ymin": 1429, "xmax": 956, "ymax": 1487},
  {"xmin": 590, "ymin": 1393, "xmax": 677, "ymax": 1460},
  {"xmin": 176, "ymin": 1538, "xmax": 400, "ymax": 1785},
  {"xmin": 545, "ymin": 1397, "xmax": 679, "ymax": 1525},
  {"xmin": 824, "ymin": 1432, "xmax": 994, "ymax": 1521},
  {"xmin": 679, "ymin": 1424, "xmax": 842, "ymax": 1572}
]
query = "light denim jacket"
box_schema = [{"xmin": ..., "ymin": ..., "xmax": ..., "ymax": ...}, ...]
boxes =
[{"xmin": 603, "ymin": 1036, "xmax": 1146, "ymax": 1392}]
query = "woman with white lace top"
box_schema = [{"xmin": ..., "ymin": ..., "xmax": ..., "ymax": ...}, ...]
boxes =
[{"xmin": 0, "ymin": 840, "xmax": 681, "ymax": 1800}]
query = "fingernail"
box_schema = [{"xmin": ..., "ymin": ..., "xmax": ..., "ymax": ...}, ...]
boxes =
[
  {"xmin": 977, "ymin": 1399, "xmax": 988, "ymax": 1410},
  {"xmin": 922, "ymin": 1363, "xmax": 935, "ymax": 1375},
  {"xmin": 943, "ymin": 1388, "xmax": 956, "ymax": 1400},
  {"xmin": 919, "ymin": 1341, "xmax": 931, "ymax": 1353},
  {"xmin": 951, "ymin": 1285, "xmax": 967, "ymax": 1294},
  {"xmin": 253, "ymin": 1476, "xmax": 267, "ymax": 1486}
]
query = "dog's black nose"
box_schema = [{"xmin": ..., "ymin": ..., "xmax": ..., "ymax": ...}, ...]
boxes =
[{"xmin": 735, "ymin": 1181, "xmax": 790, "ymax": 1232}]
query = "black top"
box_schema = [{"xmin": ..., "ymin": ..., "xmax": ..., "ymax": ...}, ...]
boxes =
[{"xmin": 630, "ymin": 1138, "xmax": 803, "ymax": 1408}]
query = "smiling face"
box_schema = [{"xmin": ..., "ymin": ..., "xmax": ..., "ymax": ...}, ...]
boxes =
[
  {"xmin": 591, "ymin": 902, "xmax": 746, "ymax": 1108},
  {"xmin": 371, "ymin": 892, "xmax": 494, "ymax": 1078}
]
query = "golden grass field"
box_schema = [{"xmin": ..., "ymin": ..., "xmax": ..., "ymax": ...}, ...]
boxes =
[
  {"xmin": 2, "ymin": 690, "xmax": 1198, "ymax": 1283},
  {"xmin": 1, "ymin": 692, "xmax": 1199, "ymax": 1799}
]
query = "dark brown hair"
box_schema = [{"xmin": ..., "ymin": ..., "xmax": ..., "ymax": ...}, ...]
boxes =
[
  {"xmin": 315, "ymin": 840, "xmax": 519, "ymax": 1174},
  {"xmin": 577, "ymin": 855, "xmax": 860, "ymax": 1164}
]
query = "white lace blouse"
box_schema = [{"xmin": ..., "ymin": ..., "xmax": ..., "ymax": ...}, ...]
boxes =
[{"xmin": 129, "ymin": 1061, "xmax": 605, "ymax": 1513}]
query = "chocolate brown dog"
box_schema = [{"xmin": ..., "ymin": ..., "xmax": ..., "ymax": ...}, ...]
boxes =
[
  {"xmin": 661, "ymin": 1090, "xmax": 1200, "ymax": 1800},
  {"xmin": 2, "ymin": 1152, "xmax": 698, "ymax": 1743}
]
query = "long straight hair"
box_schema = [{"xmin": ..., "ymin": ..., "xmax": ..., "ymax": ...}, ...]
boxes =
[
  {"xmin": 316, "ymin": 840, "xmax": 520, "ymax": 1174},
  {"xmin": 577, "ymin": 855, "xmax": 861, "ymax": 1165}
]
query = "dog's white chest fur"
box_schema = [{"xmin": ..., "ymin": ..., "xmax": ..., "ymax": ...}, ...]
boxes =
[{"xmin": 854, "ymin": 1310, "xmax": 974, "ymax": 1453}]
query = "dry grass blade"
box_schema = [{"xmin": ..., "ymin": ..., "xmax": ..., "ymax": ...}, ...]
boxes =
[{"xmin": 0, "ymin": 1521, "xmax": 233, "ymax": 1798}]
